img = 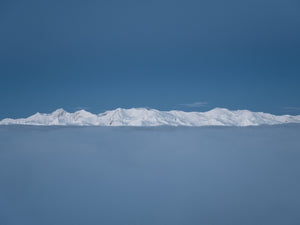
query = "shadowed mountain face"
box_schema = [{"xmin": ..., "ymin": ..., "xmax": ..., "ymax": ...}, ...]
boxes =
[
  {"xmin": 1, "ymin": 107, "xmax": 300, "ymax": 126},
  {"xmin": 1, "ymin": 125, "xmax": 300, "ymax": 225}
]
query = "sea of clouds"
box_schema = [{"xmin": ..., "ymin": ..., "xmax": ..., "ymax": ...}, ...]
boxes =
[{"xmin": 1, "ymin": 125, "xmax": 300, "ymax": 225}]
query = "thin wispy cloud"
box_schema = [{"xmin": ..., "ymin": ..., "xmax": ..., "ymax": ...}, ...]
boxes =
[
  {"xmin": 181, "ymin": 102, "xmax": 208, "ymax": 108},
  {"xmin": 283, "ymin": 106, "xmax": 300, "ymax": 112}
]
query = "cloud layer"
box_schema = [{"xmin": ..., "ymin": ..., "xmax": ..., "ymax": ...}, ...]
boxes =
[{"xmin": 181, "ymin": 102, "xmax": 207, "ymax": 107}]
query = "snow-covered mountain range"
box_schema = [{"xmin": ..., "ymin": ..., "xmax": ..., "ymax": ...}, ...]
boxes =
[{"xmin": 1, "ymin": 108, "xmax": 300, "ymax": 126}]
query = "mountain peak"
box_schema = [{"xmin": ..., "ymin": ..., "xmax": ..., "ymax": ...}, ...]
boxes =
[{"xmin": 51, "ymin": 108, "xmax": 68, "ymax": 116}]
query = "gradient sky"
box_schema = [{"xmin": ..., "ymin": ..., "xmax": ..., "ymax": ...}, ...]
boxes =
[{"xmin": 0, "ymin": 0, "xmax": 300, "ymax": 119}]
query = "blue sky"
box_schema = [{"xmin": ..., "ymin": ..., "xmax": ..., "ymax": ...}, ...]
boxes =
[{"xmin": 0, "ymin": 0, "xmax": 300, "ymax": 119}]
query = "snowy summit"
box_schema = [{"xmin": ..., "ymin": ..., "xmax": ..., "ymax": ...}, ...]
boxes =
[{"xmin": 1, "ymin": 108, "xmax": 300, "ymax": 127}]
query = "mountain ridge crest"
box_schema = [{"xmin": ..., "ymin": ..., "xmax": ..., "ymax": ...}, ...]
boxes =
[{"xmin": 1, "ymin": 107, "xmax": 300, "ymax": 127}]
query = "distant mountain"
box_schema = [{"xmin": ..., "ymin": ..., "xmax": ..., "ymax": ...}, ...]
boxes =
[{"xmin": 1, "ymin": 108, "xmax": 300, "ymax": 126}]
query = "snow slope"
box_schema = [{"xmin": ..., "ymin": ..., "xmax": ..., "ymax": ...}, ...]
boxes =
[{"xmin": 1, "ymin": 108, "xmax": 300, "ymax": 126}]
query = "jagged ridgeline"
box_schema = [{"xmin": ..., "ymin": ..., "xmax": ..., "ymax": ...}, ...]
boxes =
[{"xmin": 1, "ymin": 108, "xmax": 300, "ymax": 126}]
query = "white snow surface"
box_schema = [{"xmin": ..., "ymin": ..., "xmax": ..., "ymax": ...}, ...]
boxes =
[{"xmin": 1, "ymin": 108, "xmax": 300, "ymax": 126}]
